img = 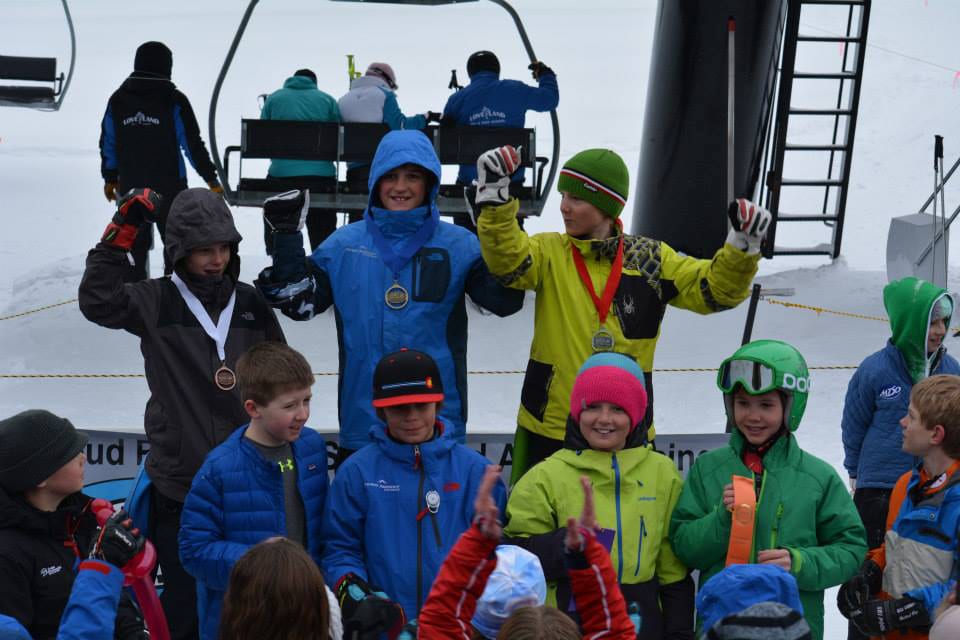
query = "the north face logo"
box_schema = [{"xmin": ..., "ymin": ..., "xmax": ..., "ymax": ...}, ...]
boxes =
[
  {"xmin": 240, "ymin": 311, "xmax": 255, "ymax": 321},
  {"xmin": 122, "ymin": 111, "xmax": 160, "ymax": 126}
]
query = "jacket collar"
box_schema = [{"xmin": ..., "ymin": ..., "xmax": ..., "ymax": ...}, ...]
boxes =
[
  {"xmin": 367, "ymin": 204, "xmax": 435, "ymax": 241},
  {"xmin": 368, "ymin": 418, "xmax": 457, "ymax": 466},
  {"xmin": 567, "ymin": 227, "xmax": 623, "ymax": 262}
]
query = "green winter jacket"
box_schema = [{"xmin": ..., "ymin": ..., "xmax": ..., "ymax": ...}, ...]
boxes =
[
  {"xmin": 669, "ymin": 430, "xmax": 866, "ymax": 640},
  {"xmin": 884, "ymin": 276, "xmax": 952, "ymax": 383},
  {"xmin": 260, "ymin": 75, "xmax": 340, "ymax": 178},
  {"xmin": 505, "ymin": 423, "xmax": 694, "ymax": 638}
]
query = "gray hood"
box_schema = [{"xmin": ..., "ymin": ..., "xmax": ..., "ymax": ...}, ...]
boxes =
[{"xmin": 164, "ymin": 188, "xmax": 242, "ymax": 279}]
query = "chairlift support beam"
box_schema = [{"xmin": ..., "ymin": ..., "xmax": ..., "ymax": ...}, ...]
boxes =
[{"xmin": 209, "ymin": 0, "xmax": 559, "ymax": 217}]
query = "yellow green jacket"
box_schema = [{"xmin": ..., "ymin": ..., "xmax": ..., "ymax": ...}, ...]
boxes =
[
  {"xmin": 504, "ymin": 442, "xmax": 693, "ymax": 636},
  {"xmin": 477, "ymin": 199, "xmax": 760, "ymax": 440}
]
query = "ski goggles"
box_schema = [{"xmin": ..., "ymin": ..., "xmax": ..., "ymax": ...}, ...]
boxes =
[{"xmin": 717, "ymin": 358, "xmax": 778, "ymax": 395}]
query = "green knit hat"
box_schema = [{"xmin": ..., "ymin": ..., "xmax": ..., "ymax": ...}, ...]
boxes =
[{"xmin": 557, "ymin": 149, "xmax": 630, "ymax": 219}]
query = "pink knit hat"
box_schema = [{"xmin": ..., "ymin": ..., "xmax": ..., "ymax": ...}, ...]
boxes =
[
  {"xmin": 569, "ymin": 353, "xmax": 648, "ymax": 430},
  {"xmin": 366, "ymin": 62, "xmax": 397, "ymax": 89}
]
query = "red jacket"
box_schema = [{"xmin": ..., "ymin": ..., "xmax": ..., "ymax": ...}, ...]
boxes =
[{"xmin": 418, "ymin": 524, "xmax": 635, "ymax": 639}]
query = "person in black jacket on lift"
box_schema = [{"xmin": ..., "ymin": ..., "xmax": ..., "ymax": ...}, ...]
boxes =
[{"xmin": 99, "ymin": 41, "xmax": 223, "ymax": 280}]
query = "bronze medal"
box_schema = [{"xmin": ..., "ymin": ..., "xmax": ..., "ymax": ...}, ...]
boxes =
[
  {"xmin": 385, "ymin": 283, "xmax": 409, "ymax": 310},
  {"xmin": 214, "ymin": 365, "xmax": 237, "ymax": 391}
]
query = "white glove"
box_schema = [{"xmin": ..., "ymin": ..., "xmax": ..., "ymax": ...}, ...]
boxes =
[
  {"xmin": 475, "ymin": 146, "xmax": 521, "ymax": 208},
  {"xmin": 263, "ymin": 189, "xmax": 309, "ymax": 234},
  {"xmin": 725, "ymin": 198, "xmax": 772, "ymax": 255},
  {"xmin": 849, "ymin": 477, "xmax": 856, "ymax": 494}
]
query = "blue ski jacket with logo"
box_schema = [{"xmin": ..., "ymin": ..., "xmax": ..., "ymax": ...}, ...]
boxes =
[
  {"xmin": 442, "ymin": 70, "xmax": 559, "ymax": 184},
  {"xmin": 321, "ymin": 419, "xmax": 505, "ymax": 620},
  {"xmin": 256, "ymin": 130, "xmax": 524, "ymax": 450},
  {"xmin": 842, "ymin": 341, "xmax": 960, "ymax": 489},
  {"xmin": 179, "ymin": 425, "xmax": 328, "ymax": 640}
]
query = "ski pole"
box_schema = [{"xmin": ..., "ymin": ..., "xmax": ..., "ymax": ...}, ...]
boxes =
[
  {"xmin": 727, "ymin": 16, "xmax": 736, "ymax": 209},
  {"xmin": 937, "ymin": 136, "xmax": 947, "ymax": 285}
]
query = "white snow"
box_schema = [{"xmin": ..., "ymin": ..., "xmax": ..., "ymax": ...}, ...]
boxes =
[{"xmin": 3, "ymin": 1, "xmax": 960, "ymax": 636}]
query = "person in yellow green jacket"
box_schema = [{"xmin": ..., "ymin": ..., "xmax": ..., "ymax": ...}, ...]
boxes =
[
  {"xmin": 471, "ymin": 145, "xmax": 770, "ymax": 483},
  {"xmin": 504, "ymin": 352, "xmax": 695, "ymax": 638},
  {"xmin": 668, "ymin": 340, "xmax": 867, "ymax": 640}
]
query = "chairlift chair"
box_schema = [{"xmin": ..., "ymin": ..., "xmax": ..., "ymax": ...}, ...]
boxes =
[
  {"xmin": 0, "ymin": 0, "xmax": 77, "ymax": 111},
  {"xmin": 209, "ymin": 0, "xmax": 559, "ymax": 218}
]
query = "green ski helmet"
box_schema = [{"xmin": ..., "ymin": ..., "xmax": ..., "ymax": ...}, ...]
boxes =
[{"xmin": 716, "ymin": 339, "xmax": 810, "ymax": 432}]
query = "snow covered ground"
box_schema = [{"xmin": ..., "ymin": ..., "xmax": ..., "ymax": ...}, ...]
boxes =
[{"xmin": 3, "ymin": 1, "xmax": 960, "ymax": 636}]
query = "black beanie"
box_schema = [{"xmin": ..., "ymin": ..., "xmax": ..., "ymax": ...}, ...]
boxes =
[
  {"xmin": 0, "ymin": 410, "xmax": 88, "ymax": 494},
  {"xmin": 134, "ymin": 41, "xmax": 173, "ymax": 79},
  {"xmin": 467, "ymin": 50, "xmax": 500, "ymax": 78}
]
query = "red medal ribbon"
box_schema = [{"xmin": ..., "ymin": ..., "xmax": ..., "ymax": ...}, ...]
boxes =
[{"xmin": 570, "ymin": 222, "xmax": 625, "ymax": 326}]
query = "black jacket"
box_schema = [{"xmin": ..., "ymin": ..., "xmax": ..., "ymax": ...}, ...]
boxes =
[
  {"xmin": 99, "ymin": 73, "xmax": 218, "ymax": 194},
  {"xmin": 79, "ymin": 190, "xmax": 285, "ymax": 501},
  {"xmin": 0, "ymin": 491, "xmax": 97, "ymax": 639}
]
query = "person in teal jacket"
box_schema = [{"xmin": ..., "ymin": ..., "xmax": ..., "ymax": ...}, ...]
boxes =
[
  {"xmin": 669, "ymin": 340, "xmax": 867, "ymax": 640},
  {"xmin": 505, "ymin": 352, "xmax": 694, "ymax": 638},
  {"xmin": 260, "ymin": 68, "xmax": 342, "ymax": 251}
]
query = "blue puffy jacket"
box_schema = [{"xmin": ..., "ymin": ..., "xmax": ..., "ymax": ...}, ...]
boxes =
[
  {"xmin": 256, "ymin": 130, "xmax": 524, "ymax": 450},
  {"xmin": 442, "ymin": 70, "xmax": 559, "ymax": 184},
  {"xmin": 321, "ymin": 419, "xmax": 506, "ymax": 620},
  {"xmin": 842, "ymin": 341, "xmax": 960, "ymax": 489},
  {"xmin": 179, "ymin": 425, "xmax": 328, "ymax": 640},
  {"xmin": 261, "ymin": 75, "xmax": 341, "ymax": 178}
]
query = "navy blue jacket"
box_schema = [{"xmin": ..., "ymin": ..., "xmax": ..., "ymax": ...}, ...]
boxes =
[
  {"xmin": 442, "ymin": 71, "xmax": 559, "ymax": 183},
  {"xmin": 179, "ymin": 425, "xmax": 328, "ymax": 640},
  {"xmin": 842, "ymin": 341, "xmax": 960, "ymax": 489},
  {"xmin": 256, "ymin": 130, "xmax": 524, "ymax": 450},
  {"xmin": 321, "ymin": 419, "xmax": 506, "ymax": 620},
  {"xmin": 100, "ymin": 74, "xmax": 218, "ymax": 194}
]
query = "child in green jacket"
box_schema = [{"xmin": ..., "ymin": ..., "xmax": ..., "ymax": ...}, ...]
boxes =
[
  {"xmin": 504, "ymin": 352, "xmax": 695, "ymax": 638},
  {"xmin": 669, "ymin": 339, "xmax": 867, "ymax": 640}
]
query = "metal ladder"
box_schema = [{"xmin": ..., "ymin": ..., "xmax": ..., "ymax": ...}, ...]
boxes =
[{"xmin": 762, "ymin": 0, "xmax": 872, "ymax": 258}]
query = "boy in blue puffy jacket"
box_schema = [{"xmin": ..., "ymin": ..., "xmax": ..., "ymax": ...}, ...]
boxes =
[
  {"xmin": 322, "ymin": 348, "xmax": 507, "ymax": 623},
  {"xmin": 179, "ymin": 342, "xmax": 328, "ymax": 640},
  {"xmin": 842, "ymin": 278, "xmax": 960, "ymax": 551}
]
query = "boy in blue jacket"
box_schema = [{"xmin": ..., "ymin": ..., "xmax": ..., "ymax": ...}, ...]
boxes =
[
  {"xmin": 322, "ymin": 348, "xmax": 507, "ymax": 623},
  {"xmin": 842, "ymin": 278, "xmax": 959, "ymax": 553},
  {"xmin": 256, "ymin": 130, "xmax": 523, "ymax": 467},
  {"xmin": 179, "ymin": 342, "xmax": 328, "ymax": 640}
]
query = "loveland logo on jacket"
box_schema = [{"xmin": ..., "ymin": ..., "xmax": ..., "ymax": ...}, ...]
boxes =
[
  {"xmin": 122, "ymin": 111, "xmax": 160, "ymax": 126},
  {"xmin": 468, "ymin": 106, "xmax": 507, "ymax": 125},
  {"xmin": 40, "ymin": 564, "xmax": 64, "ymax": 578},
  {"xmin": 364, "ymin": 479, "xmax": 400, "ymax": 492},
  {"xmin": 879, "ymin": 384, "xmax": 903, "ymax": 400}
]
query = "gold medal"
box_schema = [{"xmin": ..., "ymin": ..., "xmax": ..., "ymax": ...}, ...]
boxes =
[
  {"xmin": 592, "ymin": 328, "xmax": 615, "ymax": 352},
  {"xmin": 214, "ymin": 364, "xmax": 237, "ymax": 391},
  {"xmin": 385, "ymin": 282, "xmax": 409, "ymax": 310}
]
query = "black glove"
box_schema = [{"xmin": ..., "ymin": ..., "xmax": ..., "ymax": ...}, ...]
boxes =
[
  {"xmin": 101, "ymin": 188, "xmax": 163, "ymax": 251},
  {"xmin": 852, "ymin": 596, "xmax": 930, "ymax": 635},
  {"xmin": 528, "ymin": 61, "xmax": 555, "ymax": 81},
  {"xmin": 425, "ymin": 111, "xmax": 442, "ymax": 124},
  {"xmin": 837, "ymin": 559, "xmax": 883, "ymax": 619},
  {"xmin": 263, "ymin": 189, "xmax": 309, "ymax": 234},
  {"xmin": 336, "ymin": 573, "xmax": 406, "ymax": 639},
  {"xmin": 89, "ymin": 509, "xmax": 146, "ymax": 569}
]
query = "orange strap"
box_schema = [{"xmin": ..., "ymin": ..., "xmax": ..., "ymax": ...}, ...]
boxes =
[{"xmin": 725, "ymin": 475, "xmax": 757, "ymax": 566}]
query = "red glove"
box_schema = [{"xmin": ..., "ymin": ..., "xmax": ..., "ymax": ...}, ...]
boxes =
[{"xmin": 101, "ymin": 188, "xmax": 162, "ymax": 251}]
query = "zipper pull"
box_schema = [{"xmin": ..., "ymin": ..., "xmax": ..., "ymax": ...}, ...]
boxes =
[{"xmin": 414, "ymin": 445, "xmax": 421, "ymax": 470}]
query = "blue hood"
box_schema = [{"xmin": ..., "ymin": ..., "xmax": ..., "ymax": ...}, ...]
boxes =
[
  {"xmin": 696, "ymin": 564, "xmax": 804, "ymax": 634},
  {"xmin": 368, "ymin": 129, "xmax": 441, "ymax": 205}
]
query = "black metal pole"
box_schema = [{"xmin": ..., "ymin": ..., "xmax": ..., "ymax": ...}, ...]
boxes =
[{"xmin": 741, "ymin": 283, "xmax": 762, "ymax": 345}]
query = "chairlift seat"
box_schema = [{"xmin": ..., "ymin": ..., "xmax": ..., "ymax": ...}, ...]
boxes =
[
  {"xmin": 0, "ymin": 55, "xmax": 61, "ymax": 108},
  {"xmin": 225, "ymin": 120, "xmax": 548, "ymax": 216}
]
